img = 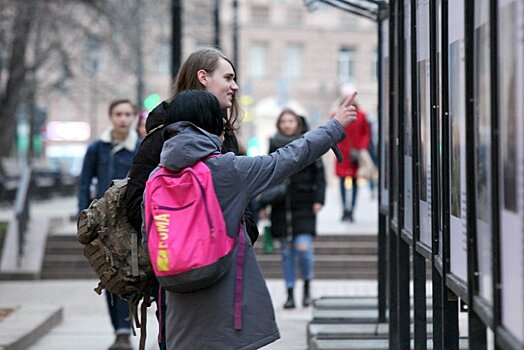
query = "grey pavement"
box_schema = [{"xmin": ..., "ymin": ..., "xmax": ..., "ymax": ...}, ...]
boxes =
[
  {"xmin": 0, "ymin": 279, "xmax": 378, "ymax": 350},
  {"xmin": 0, "ymin": 182, "xmax": 379, "ymax": 349}
]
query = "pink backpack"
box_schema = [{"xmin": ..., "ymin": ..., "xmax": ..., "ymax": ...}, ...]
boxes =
[{"xmin": 144, "ymin": 159, "xmax": 235, "ymax": 294}]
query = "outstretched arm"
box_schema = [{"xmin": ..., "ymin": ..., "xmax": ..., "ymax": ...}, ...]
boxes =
[{"xmin": 235, "ymin": 91, "xmax": 358, "ymax": 199}]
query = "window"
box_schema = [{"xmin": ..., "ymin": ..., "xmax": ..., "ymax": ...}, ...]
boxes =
[
  {"xmin": 85, "ymin": 37, "xmax": 101, "ymax": 73},
  {"xmin": 339, "ymin": 13, "xmax": 359, "ymax": 30},
  {"xmin": 285, "ymin": 43, "xmax": 303, "ymax": 79},
  {"xmin": 251, "ymin": 5, "xmax": 270, "ymax": 24},
  {"xmin": 287, "ymin": 7, "xmax": 303, "ymax": 25},
  {"xmin": 338, "ymin": 47, "xmax": 355, "ymax": 82},
  {"xmin": 249, "ymin": 42, "xmax": 267, "ymax": 78},
  {"xmin": 155, "ymin": 42, "xmax": 170, "ymax": 75}
]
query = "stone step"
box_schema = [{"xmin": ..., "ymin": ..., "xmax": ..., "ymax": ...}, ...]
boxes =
[
  {"xmin": 41, "ymin": 234, "xmax": 380, "ymax": 280},
  {"xmin": 47, "ymin": 240, "xmax": 377, "ymax": 256},
  {"xmin": 309, "ymin": 338, "xmax": 468, "ymax": 350},
  {"xmin": 312, "ymin": 309, "xmax": 433, "ymax": 324},
  {"xmin": 308, "ymin": 323, "xmax": 434, "ymax": 340},
  {"xmin": 46, "ymin": 233, "xmax": 377, "ymax": 244},
  {"xmin": 313, "ymin": 296, "xmax": 433, "ymax": 309},
  {"xmin": 255, "ymin": 242, "xmax": 376, "ymax": 255},
  {"xmin": 40, "ymin": 269, "xmax": 96, "ymax": 280},
  {"xmin": 257, "ymin": 254, "xmax": 376, "ymax": 265},
  {"xmin": 260, "ymin": 269, "xmax": 377, "ymax": 280}
]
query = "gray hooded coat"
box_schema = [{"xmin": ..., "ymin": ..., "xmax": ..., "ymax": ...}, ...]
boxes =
[{"xmin": 159, "ymin": 119, "xmax": 345, "ymax": 350}]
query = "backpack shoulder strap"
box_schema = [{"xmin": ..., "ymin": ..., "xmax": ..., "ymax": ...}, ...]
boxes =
[{"xmin": 143, "ymin": 124, "xmax": 165, "ymax": 141}]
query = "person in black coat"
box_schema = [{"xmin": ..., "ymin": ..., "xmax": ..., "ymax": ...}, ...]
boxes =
[{"xmin": 263, "ymin": 108, "xmax": 326, "ymax": 309}]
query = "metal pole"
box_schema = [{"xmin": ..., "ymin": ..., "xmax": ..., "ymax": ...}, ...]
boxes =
[
  {"xmin": 464, "ymin": 0, "xmax": 488, "ymax": 347},
  {"xmin": 232, "ymin": 0, "xmax": 239, "ymax": 73},
  {"xmin": 133, "ymin": 0, "xmax": 144, "ymax": 111},
  {"xmin": 388, "ymin": 2, "xmax": 399, "ymax": 347},
  {"xmin": 171, "ymin": 0, "xmax": 182, "ymax": 80},
  {"xmin": 489, "ymin": 0, "xmax": 502, "ymax": 348},
  {"xmin": 410, "ymin": 0, "xmax": 428, "ymax": 348},
  {"xmin": 214, "ymin": 0, "xmax": 221, "ymax": 49},
  {"xmin": 377, "ymin": 9, "xmax": 388, "ymax": 323},
  {"xmin": 395, "ymin": 0, "xmax": 410, "ymax": 347}
]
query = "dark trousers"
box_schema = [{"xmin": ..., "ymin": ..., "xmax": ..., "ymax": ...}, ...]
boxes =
[
  {"xmin": 105, "ymin": 291, "xmax": 131, "ymax": 334},
  {"xmin": 340, "ymin": 176, "xmax": 359, "ymax": 212},
  {"xmin": 104, "ymin": 287, "xmax": 166, "ymax": 350}
]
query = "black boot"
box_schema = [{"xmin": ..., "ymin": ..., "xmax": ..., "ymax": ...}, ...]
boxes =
[
  {"xmin": 303, "ymin": 280, "xmax": 312, "ymax": 307},
  {"xmin": 283, "ymin": 288, "xmax": 295, "ymax": 309}
]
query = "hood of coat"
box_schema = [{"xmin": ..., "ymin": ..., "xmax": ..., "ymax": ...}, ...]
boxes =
[
  {"xmin": 270, "ymin": 131, "xmax": 300, "ymax": 149},
  {"xmin": 145, "ymin": 101, "xmax": 173, "ymax": 132},
  {"xmin": 160, "ymin": 121, "xmax": 222, "ymax": 172}
]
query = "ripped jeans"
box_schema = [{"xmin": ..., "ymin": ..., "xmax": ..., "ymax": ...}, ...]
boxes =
[{"xmin": 280, "ymin": 233, "xmax": 314, "ymax": 289}]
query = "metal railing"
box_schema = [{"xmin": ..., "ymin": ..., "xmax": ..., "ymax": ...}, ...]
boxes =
[{"xmin": 14, "ymin": 164, "xmax": 31, "ymax": 267}]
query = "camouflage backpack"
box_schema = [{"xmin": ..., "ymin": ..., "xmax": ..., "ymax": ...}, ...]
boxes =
[{"xmin": 77, "ymin": 178, "xmax": 154, "ymax": 348}]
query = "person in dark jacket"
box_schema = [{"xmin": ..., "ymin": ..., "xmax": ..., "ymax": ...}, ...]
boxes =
[
  {"xmin": 78, "ymin": 99, "xmax": 139, "ymax": 350},
  {"xmin": 265, "ymin": 108, "xmax": 326, "ymax": 309},
  {"xmin": 155, "ymin": 90, "xmax": 356, "ymax": 350}
]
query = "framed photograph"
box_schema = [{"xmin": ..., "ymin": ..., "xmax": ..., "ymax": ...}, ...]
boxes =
[
  {"xmin": 473, "ymin": 0, "xmax": 493, "ymax": 305},
  {"xmin": 403, "ymin": 0, "xmax": 413, "ymax": 235},
  {"xmin": 498, "ymin": 0, "xmax": 524, "ymax": 342},
  {"xmin": 448, "ymin": 0, "xmax": 467, "ymax": 282},
  {"xmin": 417, "ymin": 0, "xmax": 432, "ymax": 247},
  {"xmin": 380, "ymin": 18, "xmax": 390, "ymax": 210}
]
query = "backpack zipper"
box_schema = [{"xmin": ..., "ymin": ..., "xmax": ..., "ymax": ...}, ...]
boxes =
[{"xmin": 153, "ymin": 202, "xmax": 195, "ymax": 211}]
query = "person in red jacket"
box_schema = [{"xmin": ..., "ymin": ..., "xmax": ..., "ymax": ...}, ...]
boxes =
[{"xmin": 335, "ymin": 88, "xmax": 370, "ymax": 222}]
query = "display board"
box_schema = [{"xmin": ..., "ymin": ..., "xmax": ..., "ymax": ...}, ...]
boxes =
[
  {"xmin": 473, "ymin": 0, "xmax": 493, "ymax": 305},
  {"xmin": 391, "ymin": 11, "xmax": 400, "ymax": 226},
  {"xmin": 448, "ymin": 0, "xmax": 467, "ymax": 282},
  {"xmin": 498, "ymin": 0, "xmax": 524, "ymax": 342},
  {"xmin": 403, "ymin": 0, "xmax": 413, "ymax": 236},
  {"xmin": 416, "ymin": 0, "xmax": 432, "ymax": 247},
  {"xmin": 380, "ymin": 18, "xmax": 390, "ymax": 210}
]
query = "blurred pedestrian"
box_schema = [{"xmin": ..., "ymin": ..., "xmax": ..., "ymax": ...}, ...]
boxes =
[
  {"xmin": 335, "ymin": 84, "xmax": 370, "ymax": 222},
  {"xmin": 150, "ymin": 89, "xmax": 356, "ymax": 349},
  {"xmin": 264, "ymin": 109, "xmax": 326, "ymax": 309},
  {"xmin": 366, "ymin": 114, "xmax": 378, "ymax": 199},
  {"xmin": 78, "ymin": 99, "xmax": 139, "ymax": 350},
  {"xmin": 124, "ymin": 48, "xmax": 256, "ymax": 350}
]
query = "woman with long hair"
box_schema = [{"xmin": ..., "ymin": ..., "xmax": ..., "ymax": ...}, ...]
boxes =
[
  {"xmin": 266, "ymin": 109, "xmax": 326, "ymax": 309},
  {"xmin": 124, "ymin": 48, "xmax": 245, "ymax": 350}
]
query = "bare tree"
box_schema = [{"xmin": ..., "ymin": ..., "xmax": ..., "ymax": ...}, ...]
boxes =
[
  {"xmin": 0, "ymin": 0, "xmax": 169, "ymax": 171},
  {"xmin": 0, "ymin": 2, "xmax": 36, "ymax": 161}
]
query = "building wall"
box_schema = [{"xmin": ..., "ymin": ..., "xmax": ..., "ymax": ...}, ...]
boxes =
[
  {"xmin": 38, "ymin": 0, "xmax": 378, "ymax": 171},
  {"xmin": 219, "ymin": 0, "xmax": 378, "ymax": 156}
]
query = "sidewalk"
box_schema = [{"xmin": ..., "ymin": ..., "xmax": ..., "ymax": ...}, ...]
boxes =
[
  {"xmin": 0, "ymin": 182, "xmax": 379, "ymax": 349},
  {"xmin": 0, "ymin": 279, "xmax": 377, "ymax": 350}
]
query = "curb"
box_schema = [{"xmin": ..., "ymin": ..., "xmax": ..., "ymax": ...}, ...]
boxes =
[{"xmin": 0, "ymin": 305, "xmax": 63, "ymax": 350}]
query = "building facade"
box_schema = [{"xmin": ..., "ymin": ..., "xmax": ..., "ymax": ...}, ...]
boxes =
[{"xmin": 38, "ymin": 0, "xmax": 378, "ymax": 173}]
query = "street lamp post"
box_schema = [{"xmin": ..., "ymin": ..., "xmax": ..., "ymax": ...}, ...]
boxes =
[{"xmin": 172, "ymin": 0, "xmax": 182, "ymax": 80}]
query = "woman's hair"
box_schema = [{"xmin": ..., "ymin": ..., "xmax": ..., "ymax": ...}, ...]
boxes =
[
  {"xmin": 276, "ymin": 108, "xmax": 303, "ymax": 136},
  {"xmin": 169, "ymin": 48, "xmax": 241, "ymax": 136},
  {"xmin": 168, "ymin": 90, "xmax": 224, "ymax": 136},
  {"xmin": 108, "ymin": 99, "xmax": 136, "ymax": 116}
]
